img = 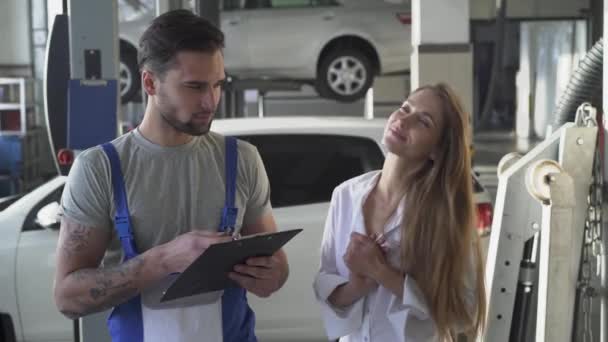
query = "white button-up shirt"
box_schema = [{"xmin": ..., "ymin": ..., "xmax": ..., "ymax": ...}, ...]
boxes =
[{"xmin": 314, "ymin": 171, "xmax": 476, "ymax": 342}]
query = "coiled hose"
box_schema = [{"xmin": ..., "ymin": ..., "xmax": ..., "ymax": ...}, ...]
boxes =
[{"xmin": 553, "ymin": 38, "xmax": 603, "ymax": 126}]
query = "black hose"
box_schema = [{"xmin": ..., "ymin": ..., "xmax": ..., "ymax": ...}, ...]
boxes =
[{"xmin": 553, "ymin": 38, "xmax": 603, "ymax": 126}]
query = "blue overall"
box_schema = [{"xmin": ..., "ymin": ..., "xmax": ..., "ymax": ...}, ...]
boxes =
[{"xmin": 101, "ymin": 136, "xmax": 256, "ymax": 342}]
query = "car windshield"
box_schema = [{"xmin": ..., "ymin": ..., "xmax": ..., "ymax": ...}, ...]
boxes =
[{"xmin": 0, "ymin": 194, "xmax": 24, "ymax": 211}]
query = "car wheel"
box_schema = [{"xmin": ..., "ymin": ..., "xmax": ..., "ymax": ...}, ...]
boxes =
[
  {"xmin": 316, "ymin": 49, "xmax": 374, "ymax": 103},
  {"xmin": 119, "ymin": 51, "xmax": 141, "ymax": 104}
]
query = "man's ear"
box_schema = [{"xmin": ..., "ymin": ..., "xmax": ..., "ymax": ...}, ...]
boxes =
[{"xmin": 142, "ymin": 69, "xmax": 157, "ymax": 96}]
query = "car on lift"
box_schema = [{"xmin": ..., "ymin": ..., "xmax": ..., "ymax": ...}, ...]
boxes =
[
  {"xmin": 0, "ymin": 117, "xmax": 492, "ymax": 342},
  {"xmin": 117, "ymin": 0, "xmax": 412, "ymax": 103}
]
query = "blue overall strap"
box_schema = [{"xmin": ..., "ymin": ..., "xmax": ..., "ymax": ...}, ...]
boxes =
[
  {"xmin": 220, "ymin": 137, "xmax": 257, "ymax": 342},
  {"xmin": 101, "ymin": 143, "xmax": 138, "ymax": 259},
  {"xmin": 219, "ymin": 136, "xmax": 238, "ymax": 232},
  {"xmin": 101, "ymin": 143, "xmax": 143, "ymax": 342}
]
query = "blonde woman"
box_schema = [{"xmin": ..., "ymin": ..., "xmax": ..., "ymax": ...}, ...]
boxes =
[{"xmin": 313, "ymin": 83, "xmax": 486, "ymax": 341}]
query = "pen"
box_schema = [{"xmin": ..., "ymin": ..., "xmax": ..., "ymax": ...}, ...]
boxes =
[{"xmin": 225, "ymin": 227, "xmax": 241, "ymax": 241}]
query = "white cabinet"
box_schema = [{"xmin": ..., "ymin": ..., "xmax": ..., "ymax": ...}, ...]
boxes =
[
  {"xmin": 0, "ymin": 78, "xmax": 46, "ymax": 195},
  {"xmin": 0, "ymin": 77, "xmax": 34, "ymax": 135}
]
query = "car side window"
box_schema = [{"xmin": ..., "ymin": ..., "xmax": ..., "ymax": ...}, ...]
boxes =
[
  {"xmin": 22, "ymin": 185, "xmax": 64, "ymax": 231},
  {"xmin": 238, "ymin": 134, "xmax": 384, "ymax": 208}
]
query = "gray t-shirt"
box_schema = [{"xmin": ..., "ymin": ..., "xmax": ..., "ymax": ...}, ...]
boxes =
[{"xmin": 61, "ymin": 128, "xmax": 272, "ymax": 266}]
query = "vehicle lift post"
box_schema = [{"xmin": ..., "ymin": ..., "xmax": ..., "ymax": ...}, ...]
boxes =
[
  {"xmin": 49, "ymin": 0, "xmax": 121, "ymax": 341},
  {"xmin": 480, "ymin": 106, "xmax": 599, "ymax": 341},
  {"xmin": 482, "ymin": 2, "xmax": 608, "ymax": 339}
]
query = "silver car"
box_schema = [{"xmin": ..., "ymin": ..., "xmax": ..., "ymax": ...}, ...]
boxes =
[{"xmin": 118, "ymin": 0, "xmax": 412, "ymax": 103}]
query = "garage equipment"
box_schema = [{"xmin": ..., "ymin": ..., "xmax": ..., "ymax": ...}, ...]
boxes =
[{"xmin": 482, "ymin": 103, "xmax": 603, "ymax": 341}]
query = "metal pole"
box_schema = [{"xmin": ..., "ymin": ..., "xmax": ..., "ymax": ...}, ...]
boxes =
[
  {"xmin": 258, "ymin": 91, "xmax": 265, "ymax": 118},
  {"xmin": 602, "ymin": 0, "xmax": 608, "ymax": 337},
  {"xmin": 364, "ymin": 87, "xmax": 374, "ymax": 119}
]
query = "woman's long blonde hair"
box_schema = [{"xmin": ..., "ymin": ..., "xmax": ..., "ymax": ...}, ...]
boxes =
[{"xmin": 400, "ymin": 83, "xmax": 486, "ymax": 340}]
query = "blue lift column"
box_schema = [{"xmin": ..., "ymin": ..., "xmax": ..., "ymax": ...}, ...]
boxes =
[
  {"xmin": 44, "ymin": 0, "xmax": 119, "ymax": 176},
  {"xmin": 66, "ymin": 0, "xmax": 119, "ymax": 155}
]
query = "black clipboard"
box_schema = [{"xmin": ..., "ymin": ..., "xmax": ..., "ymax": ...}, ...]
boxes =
[{"xmin": 160, "ymin": 228, "xmax": 303, "ymax": 302}]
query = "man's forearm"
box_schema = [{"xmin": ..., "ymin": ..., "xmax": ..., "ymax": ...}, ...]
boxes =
[{"xmin": 55, "ymin": 248, "xmax": 166, "ymax": 319}]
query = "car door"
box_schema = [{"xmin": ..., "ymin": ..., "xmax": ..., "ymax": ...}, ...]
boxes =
[
  {"xmin": 15, "ymin": 184, "xmax": 72, "ymax": 342},
  {"xmin": 222, "ymin": 0, "xmax": 252, "ymax": 73},
  {"xmin": 237, "ymin": 134, "xmax": 384, "ymax": 341},
  {"xmin": 244, "ymin": 0, "xmax": 339, "ymax": 77}
]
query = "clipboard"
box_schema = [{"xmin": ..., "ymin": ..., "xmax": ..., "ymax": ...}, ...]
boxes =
[{"xmin": 160, "ymin": 228, "xmax": 303, "ymax": 302}]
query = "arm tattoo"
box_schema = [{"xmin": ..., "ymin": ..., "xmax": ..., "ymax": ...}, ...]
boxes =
[
  {"xmin": 62, "ymin": 225, "xmax": 92, "ymax": 257},
  {"xmin": 69, "ymin": 256, "xmax": 145, "ymax": 315}
]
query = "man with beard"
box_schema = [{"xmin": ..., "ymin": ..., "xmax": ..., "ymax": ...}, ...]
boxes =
[{"xmin": 53, "ymin": 10, "xmax": 289, "ymax": 342}]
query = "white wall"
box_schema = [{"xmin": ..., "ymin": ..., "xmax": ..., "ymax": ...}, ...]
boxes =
[
  {"xmin": 0, "ymin": 0, "xmax": 31, "ymax": 65},
  {"xmin": 412, "ymin": 0, "xmax": 469, "ymax": 45},
  {"xmin": 47, "ymin": 0, "xmax": 63, "ymax": 30},
  {"xmin": 411, "ymin": 50, "xmax": 473, "ymax": 115}
]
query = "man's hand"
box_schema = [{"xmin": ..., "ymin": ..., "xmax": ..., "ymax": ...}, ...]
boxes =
[
  {"xmin": 228, "ymin": 254, "xmax": 287, "ymax": 298},
  {"xmin": 160, "ymin": 231, "xmax": 232, "ymax": 274}
]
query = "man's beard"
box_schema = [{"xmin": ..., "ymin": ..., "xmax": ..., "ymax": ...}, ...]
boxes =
[
  {"xmin": 156, "ymin": 88, "xmax": 214, "ymax": 136},
  {"xmin": 159, "ymin": 109, "xmax": 213, "ymax": 136}
]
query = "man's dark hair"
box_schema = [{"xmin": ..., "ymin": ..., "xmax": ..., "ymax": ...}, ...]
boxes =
[{"xmin": 138, "ymin": 9, "xmax": 225, "ymax": 78}]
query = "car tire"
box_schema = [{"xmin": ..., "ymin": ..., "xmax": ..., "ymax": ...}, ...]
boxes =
[
  {"xmin": 119, "ymin": 50, "xmax": 141, "ymax": 104},
  {"xmin": 316, "ymin": 48, "xmax": 374, "ymax": 103}
]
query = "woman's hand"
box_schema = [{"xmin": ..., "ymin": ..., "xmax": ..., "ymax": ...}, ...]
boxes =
[
  {"xmin": 327, "ymin": 232, "xmax": 388, "ymax": 308},
  {"xmin": 349, "ymin": 271, "xmax": 377, "ymax": 294},
  {"xmin": 343, "ymin": 232, "xmax": 388, "ymax": 281}
]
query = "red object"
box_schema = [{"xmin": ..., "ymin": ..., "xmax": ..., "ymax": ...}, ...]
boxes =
[
  {"xmin": 476, "ymin": 202, "xmax": 493, "ymax": 236},
  {"xmin": 1, "ymin": 111, "xmax": 21, "ymax": 131},
  {"xmin": 396, "ymin": 13, "xmax": 411, "ymax": 25},
  {"xmin": 57, "ymin": 149, "xmax": 74, "ymax": 166}
]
